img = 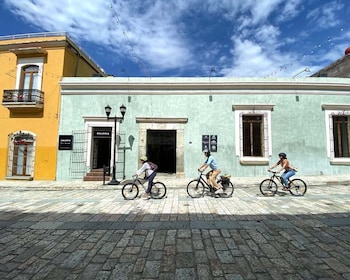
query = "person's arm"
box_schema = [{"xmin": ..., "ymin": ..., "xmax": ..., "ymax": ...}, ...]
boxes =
[
  {"xmin": 198, "ymin": 163, "xmax": 208, "ymax": 172},
  {"xmin": 134, "ymin": 163, "xmax": 148, "ymax": 176},
  {"xmin": 268, "ymin": 161, "xmax": 279, "ymax": 171}
]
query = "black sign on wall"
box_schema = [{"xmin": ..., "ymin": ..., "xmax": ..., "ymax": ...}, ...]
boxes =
[
  {"xmin": 202, "ymin": 135, "xmax": 218, "ymax": 152},
  {"xmin": 59, "ymin": 135, "xmax": 73, "ymax": 150}
]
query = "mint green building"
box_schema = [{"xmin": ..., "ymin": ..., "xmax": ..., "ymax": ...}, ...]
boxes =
[{"xmin": 57, "ymin": 77, "xmax": 350, "ymax": 181}]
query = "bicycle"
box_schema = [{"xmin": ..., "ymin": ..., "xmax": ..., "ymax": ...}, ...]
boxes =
[
  {"xmin": 121, "ymin": 175, "xmax": 167, "ymax": 200},
  {"xmin": 187, "ymin": 172, "xmax": 234, "ymax": 198},
  {"xmin": 259, "ymin": 171, "xmax": 307, "ymax": 196}
]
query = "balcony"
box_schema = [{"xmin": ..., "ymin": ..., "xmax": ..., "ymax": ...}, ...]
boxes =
[{"xmin": 2, "ymin": 89, "xmax": 44, "ymax": 111}]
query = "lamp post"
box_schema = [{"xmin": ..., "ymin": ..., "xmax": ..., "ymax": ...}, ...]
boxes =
[
  {"xmin": 105, "ymin": 104, "xmax": 126, "ymax": 185},
  {"xmin": 292, "ymin": 68, "xmax": 310, "ymax": 78}
]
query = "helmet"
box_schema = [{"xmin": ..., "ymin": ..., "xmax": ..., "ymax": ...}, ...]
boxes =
[
  {"xmin": 140, "ymin": 156, "xmax": 148, "ymax": 161},
  {"xmin": 202, "ymin": 149, "xmax": 209, "ymax": 153},
  {"xmin": 278, "ymin": 152, "xmax": 287, "ymax": 159}
]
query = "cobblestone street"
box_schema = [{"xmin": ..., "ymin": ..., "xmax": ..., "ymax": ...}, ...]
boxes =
[{"xmin": 0, "ymin": 179, "xmax": 349, "ymax": 279}]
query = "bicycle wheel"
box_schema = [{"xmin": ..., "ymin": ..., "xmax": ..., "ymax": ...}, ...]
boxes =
[
  {"xmin": 150, "ymin": 182, "xmax": 167, "ymax": 199},
  {"xmin": 187, "ymin": 179, "xmax": 205, "ymax": 198},
  {"xmin": 260, "ymin": 179, "xmax": 277, "ymax": 196},
  {"xmin": 121, "ymin": 183, "xmax": 139, "ymax": 200},
  {"xmin": 289, "ymin": 179, "xmax": 307, "ymax": 196},
  {"xmin": 217, "ymin": 179, "xmax": 234, "ymax": 198}
]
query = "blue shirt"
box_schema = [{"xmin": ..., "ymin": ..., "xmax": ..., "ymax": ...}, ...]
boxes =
[{"xmin": 206, "ymin": 155, "xmax": 219, "ymax": 170}]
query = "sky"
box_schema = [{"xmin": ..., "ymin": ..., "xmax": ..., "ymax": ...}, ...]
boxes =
[{"xmin": 0, "ymin": 0, "xmax": 349, "ymax": 78}]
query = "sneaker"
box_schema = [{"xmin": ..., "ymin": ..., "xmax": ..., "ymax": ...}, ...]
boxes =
[
  {"xmin": 215, "ymin": 188, "xmax": 224, "ymax": 194},
  {"xmin": 209, "ymin": 186, "xmax": 216, "ymax": 193},
  {"xmin": 142, "ymin": 193, "xmax": 151, "ymax": 200}
]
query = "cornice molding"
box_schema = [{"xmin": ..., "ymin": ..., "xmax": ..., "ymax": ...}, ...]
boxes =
[{"xmin": 136, "ymin": 117, "xmax": 188, "ymax": 123}]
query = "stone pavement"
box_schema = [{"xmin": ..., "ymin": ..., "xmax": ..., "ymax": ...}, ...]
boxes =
[{"xmin": 0, "ymin": 174, "xmax": 349, "ymax": 279}]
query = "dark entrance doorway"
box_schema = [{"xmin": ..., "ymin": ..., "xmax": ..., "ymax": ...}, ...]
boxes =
[
  {"xmin": 92, "ymin": 127, "xmax": 111, "ymax": 169},
  {"xmin": 147, "ymin": 130, "xmax": 176, "ymax": 173}
]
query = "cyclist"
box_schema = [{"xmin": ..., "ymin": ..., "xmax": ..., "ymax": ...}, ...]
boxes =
[
  {"xmin": 268, "ymin": 152, "xmax": 296, "ymax": 191},
  {"xmin": 133, "ymin": 155, "xmax": 156, "ymax": 200},
  {"xmin": 198, "ymin": 149, "xmax": 223, "ymax": 194}
]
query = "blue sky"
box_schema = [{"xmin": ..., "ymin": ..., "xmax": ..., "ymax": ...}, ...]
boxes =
[{"xmin": 1, "ymin": 0, "xmax": 349, "ymax": 78}]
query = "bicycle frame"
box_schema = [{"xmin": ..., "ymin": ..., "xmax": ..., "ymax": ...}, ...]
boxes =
[
  {"xmin": 132, "ymin": 176, "xmax": 149, "ymax": 191},
  {"xmin": 197, "ymin": 172, "xmax": 214, "ymax": 190},
  {"xmin": 270, "ymin": 172, "xmax": 284, "ymax": 186}
]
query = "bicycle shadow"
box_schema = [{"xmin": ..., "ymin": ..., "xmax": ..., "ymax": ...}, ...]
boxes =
[
  {"xmin": 256, "ymin": 190, "xmax": 290, "ymax": 197},
  {"xmin": 275, "ymin": 190, "xmax": 289, "ymax": 196}
]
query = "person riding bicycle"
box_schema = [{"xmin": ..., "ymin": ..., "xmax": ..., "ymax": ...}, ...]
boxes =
[
  {"xmin": 198, "ymin": 149, "xmax": 223, "ymax": 194},
  {"xmin": 133, "ymin": 155, "xmax": 156, "ymax": 200},
  {"xmin": 268, "ymin": 152, "xmax": 296, "ymax": 191}
]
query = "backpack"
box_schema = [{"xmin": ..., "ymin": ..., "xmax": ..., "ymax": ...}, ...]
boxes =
[{"xmin": 148, "ymin": 161, "xmax": 158, "ymax": 171}]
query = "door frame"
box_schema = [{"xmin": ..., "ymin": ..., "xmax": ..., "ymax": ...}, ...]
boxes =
[
  {"xmin": 136, "ymin": 117, "xmax": 187, "ymax": 178},
  {"xmin": 84, "ymin": 117, "xmax": 121, "ymax": 172}
]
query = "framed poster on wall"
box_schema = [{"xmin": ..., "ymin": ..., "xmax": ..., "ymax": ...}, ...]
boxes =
[
  {"xmin": 202, "ymin": 135, "xmax": 218, "ymax": 152},
  {"xmin": 210, "ymin": 135, "xmax": 217, "ymax": 152},
  {"xmin": 202, "ymin": 135, "xmax": 209, "ymax": 151}
]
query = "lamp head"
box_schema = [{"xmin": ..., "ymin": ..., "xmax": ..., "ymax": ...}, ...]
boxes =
[
  {"xmin": 120, "ymin": 104, "xmax": 126, "ymax": 118},
  {"xmin": 104, "ymin": 105, "xmax": 111, "ymax": 118}
]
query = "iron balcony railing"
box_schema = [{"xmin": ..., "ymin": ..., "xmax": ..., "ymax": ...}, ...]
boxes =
[{"xmin": 2, "ymin": 89, "xmax": 44, "ymax": 105}]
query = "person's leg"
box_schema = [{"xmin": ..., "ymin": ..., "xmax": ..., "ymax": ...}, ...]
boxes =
[
  {"xmin": 206, "ymin": 171, "xmax": 213, "ymax": 186},
  {"xmin": 211, "ymin": 169, "xmax": 221, "ymax": 190},
  {"xmin": 282, "ymin": 170, "xmax": 295, "ymax": 188},
  {"xmin": 281, "ymin": 172, "xmax": 288, "ymax": 186},
  {"xmin": 146, "ymin": 172, "xmax": 156, "ymax": 193}
]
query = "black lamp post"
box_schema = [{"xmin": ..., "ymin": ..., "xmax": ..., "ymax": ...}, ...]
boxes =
[{"xmin": 105, "ymin": 104, "xmax": 126, "ymax": 185}]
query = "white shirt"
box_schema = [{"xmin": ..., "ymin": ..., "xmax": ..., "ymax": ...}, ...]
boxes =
[{"xmin": 136, "ymin": 162, "xmax": 154, "ymax": 177}]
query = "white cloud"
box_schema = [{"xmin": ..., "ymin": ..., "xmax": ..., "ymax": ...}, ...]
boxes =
[
  {"xmin": 3, "ymin": 0, "xmax": 348, "ymax": 77},
  {"xmin": 306, "ymin": 1, "xmax": 344, "ymax": 28}
]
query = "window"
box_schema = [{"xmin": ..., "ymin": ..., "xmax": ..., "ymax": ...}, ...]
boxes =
[
  {"xmin": 21, "ymin": 65, "xmax": 39, "ymax": 90},
  {"xmin": 323, "ymin": 104, "xmax": 350, "ymax": 164},
  {"xmin": 243, "ymin": 115, "xmax": 263, "ymax": 156},
  {"xmin": 7, "ymin": 131, "xmax": 36, "ymax": 178},
  {"xmin": 15, "ymin": 57, "xmax": 43, "ymax": 91},
  {"xmin": 18, "ymin": 65, "xmax": 39, "ymax": 101},
  {"xmin": 333, "ymin": 116, "xmax": 350, "ymax": 158},
  {"xmin": 233, "ymin": 104, "xmax": 274, "ymax": 164}
]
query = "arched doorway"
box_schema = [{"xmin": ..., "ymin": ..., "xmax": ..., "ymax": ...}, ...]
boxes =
[{"xmin": 8, "ymin": 131, "xmax": 36, "ymax": 178}]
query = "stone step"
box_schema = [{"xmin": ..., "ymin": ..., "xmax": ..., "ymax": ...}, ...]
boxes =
[{"xmin": 84, "ymin": 169, "xmax": 110, "ymax": 181}]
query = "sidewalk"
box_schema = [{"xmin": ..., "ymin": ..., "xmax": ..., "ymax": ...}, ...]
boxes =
[{"xmin": 0, "ymin": 173, "xmax": 349, "ymax": 190}]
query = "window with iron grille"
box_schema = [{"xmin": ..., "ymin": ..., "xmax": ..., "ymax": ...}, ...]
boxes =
[{"xmin": 233, "ymin": 104, "xmax": 274, "ymax": 165}]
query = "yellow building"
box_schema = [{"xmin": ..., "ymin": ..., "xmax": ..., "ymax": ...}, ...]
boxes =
[{"xmin": 0, "ymin": 32, "xmax": 105, "ymax": 180}]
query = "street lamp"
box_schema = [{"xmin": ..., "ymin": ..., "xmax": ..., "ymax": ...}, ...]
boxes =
[
  {"xmin": 292, "ymin": 68, "xmax": 310, "ymax": 78},
  {"xmin": 105, "ymin": 104, "xmax": 126, "ymax": 185}
]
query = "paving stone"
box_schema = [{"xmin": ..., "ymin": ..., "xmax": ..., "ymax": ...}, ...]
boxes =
[{"xmin": 0, "ymin": 181, "xmax": 349, "ymax": 279}]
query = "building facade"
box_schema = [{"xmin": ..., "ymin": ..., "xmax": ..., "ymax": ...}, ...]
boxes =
[
  {"xmin": 0, "ymin": 32, "xmax": 105, "ymax": 180},
  {"xmin": 57, "ymin": 77, "xmax": 350, "ymax": 180}
]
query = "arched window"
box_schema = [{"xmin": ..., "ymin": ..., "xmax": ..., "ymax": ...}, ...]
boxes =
[
  {"xmin": 21, "ymin": 65, "xmax": 39, "ymax": 90},
  {"xmin": 8, "ymin": 131, "xmax": 36, "ymax": 178}
]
